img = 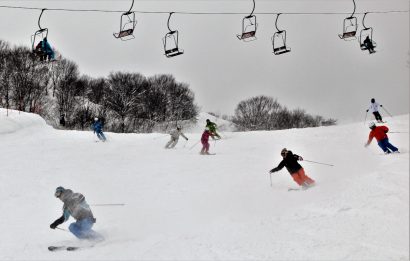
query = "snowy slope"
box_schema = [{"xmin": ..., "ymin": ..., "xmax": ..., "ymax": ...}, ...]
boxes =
[{"xmin": 0, "ymin": 109, "xmax": 408, "ymax": 260}]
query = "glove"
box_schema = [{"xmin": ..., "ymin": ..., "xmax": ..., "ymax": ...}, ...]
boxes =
[
  {"xmin": 364, "ymin": 143, "xmax": 369, "ymax": 147},
  {"xmin": 298, "ymin": 156, "xmax": 303, "ymax": 161},
  {"xmin": 366, "ymin": 109, "xmax": 369, "ymax": 112},
  {"xmin": 380, "ymin": 105, "xmax": 383, "ymax": 107},
  {"xmin": 269, "ymin": 169, "xmax": 276, "ymax": 173},
  {"xmin": 50, "ymin": 222, "xmax": 58, "ymax": 229},
  {"xmin": 186, "ymin": 138, "xmax": 189, "ymax": 141}
]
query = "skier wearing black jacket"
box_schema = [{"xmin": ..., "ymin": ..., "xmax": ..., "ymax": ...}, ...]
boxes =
[{"xmin": 269, "ymin": 148, "xmax": 315, "ymax": 188}]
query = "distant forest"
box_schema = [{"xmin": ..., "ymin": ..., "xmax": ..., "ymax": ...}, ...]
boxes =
[{"xmin": 0, "ymin": 39, "xmax": 336, "ymax": 133}]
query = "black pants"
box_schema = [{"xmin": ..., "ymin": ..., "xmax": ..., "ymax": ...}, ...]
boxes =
[{"xmin": 373, "ymin": 111, "xmax": 383, "ymax": 122}]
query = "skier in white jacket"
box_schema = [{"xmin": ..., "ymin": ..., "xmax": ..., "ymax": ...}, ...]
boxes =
[
  {"xmin": 366, "ymin": 98, "xmax": 384, "ymax": 123},
  {"xmin": 165, "ymin": 127, "xmax": 188, "ymax": 149}
]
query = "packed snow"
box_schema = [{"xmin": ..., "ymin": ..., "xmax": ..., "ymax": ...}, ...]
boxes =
[{"xmin": 0, "ymin": 108, "xmax": 408, "ymax": 260}]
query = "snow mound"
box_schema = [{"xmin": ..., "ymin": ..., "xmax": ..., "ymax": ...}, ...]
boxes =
[
  {"xmin": 186, "ymin": 112, "xmax": 236, "ymax": 133},
  {"xmin": 0, "ymin": 109, "xmax": 49, "ymax": 134}
]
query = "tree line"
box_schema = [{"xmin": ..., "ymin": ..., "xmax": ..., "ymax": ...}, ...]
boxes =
[
  {"xmin": 231, "ymin": 95, "xmax": 336, "ymax": 131},
  {"xmin": 1, "ymin": 39, "xmax": 336, "ymax": 133},
  {"xmin": 0, "ymin": 40, "xmax": 199, "ymax": 133}
]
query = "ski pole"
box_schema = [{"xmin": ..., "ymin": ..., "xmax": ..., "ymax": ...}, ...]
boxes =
[
  {"xmin": 381, "ymin": 106, "xmax": 393, "ymax": 117},
  {"xmin": 90, "ymin": 203, "xmax": 125, "ymax": 206},
  {"xmin": 364, "ymin": 111, "xmax": 368, "ymax": 125},
  {"xmin": 303, "ymin": 160, "xmax": 334, "ymax": 167},
  {"xmin": 389, "ymin": 131, "xmax": 409, "ymax": 134},
  {"xmin": 269, "ymin": 172, "xmax": 273, "ymax": 187},
  {"xmin": 189, "ymin": 140, "xmax": 200, "ymax": 150},
  {"xmin": 56, "ymin": 227, "xmax": 68, "ymax": 232}
]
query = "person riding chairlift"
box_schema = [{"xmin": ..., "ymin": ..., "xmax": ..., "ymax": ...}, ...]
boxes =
[{"xmin": 35, "ymin": 37, "xmax": 55, "ymax": 61}]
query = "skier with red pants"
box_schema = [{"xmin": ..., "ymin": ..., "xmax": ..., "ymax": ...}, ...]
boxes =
[
  {"xmin": 269, "ymin": 148, "xmax": 315, "ymax": 188},
  {"xmin": 200, "ymin": 127, "xmax": 215, "ymax": 155},
  {"xmin": 365, "ymin": 122, "xmax": 399, "ymax": 154}
]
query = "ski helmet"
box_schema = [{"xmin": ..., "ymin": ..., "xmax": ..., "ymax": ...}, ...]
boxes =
[
  {"xmin": 281, "ymin": 148, "xmax": 288, "ymax": 156},
  {"xmin": 368, "ymin": 121, "xmax": 376, "ymax": 129},
  {"xmin": 55, "ymin": 186, "xmax": 65, "ymax": 198},
  {"xmin": 371, "ymin": 98, "xmax": 375, "ymax": 103},
  {"xmin": 94, "ymin": 117, "xmax": 98, "ymax": 121}
]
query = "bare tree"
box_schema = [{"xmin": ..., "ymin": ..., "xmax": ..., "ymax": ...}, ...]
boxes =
[{"xmin": 105, "ymin": 72, "xmax": 147, "ymax": 133}]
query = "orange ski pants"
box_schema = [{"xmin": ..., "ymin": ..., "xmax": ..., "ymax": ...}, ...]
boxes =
[{"xmin": 291, "ymin": 168, "xmax": 315, "ymax": 186}]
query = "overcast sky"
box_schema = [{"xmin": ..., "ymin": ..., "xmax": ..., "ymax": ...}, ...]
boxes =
[{"xmin": 0, "ymin": 0, "xmax": 408, "ymax": 123}]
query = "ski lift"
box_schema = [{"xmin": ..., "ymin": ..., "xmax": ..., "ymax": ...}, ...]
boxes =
[
  {"xmin": 359, "ymin": 12, "xmax": 377, "ymax": 52},
  {"xmin": 163, "ymin": 12, "xmax": 184, "ymax": 58},
  {"xmin": 113, "ymin": 0, "xmax": 137, "ymax": 41},
  {"xmin": 237, "ymin": 0, "xmax": 257, "ymax": 41},
  {"xmin": 272, "ymin": 14, "xmax": 291, "ymax": 55},
  {"xmin": 31, "ymin": 9, "xmax": 55, "ymax": 62},
  {"xmin": 338, "ymin": 0, "xmax": 358, "ymax": 40}
]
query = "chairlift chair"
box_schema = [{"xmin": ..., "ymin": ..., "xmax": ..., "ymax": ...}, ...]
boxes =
[
  {"xmin": 31, "ymin": 9, "xmax": 54, "ymax": 62},
  {"xmin": 359, "ymin": 27, "xmax": 376, "ymax": 50},
  {"xmin": 31, "ymin": 28, "xmax": 48, "ymax": 53},
  {"xmin": 271, "ymin": 14, "xmax": 290, "ymax": 55},
  {"xmin": 359, "ymin": 13, "xmax": 376, "ymax": 53},
  {"xmin": 338, "ymin": 16, "xmax": 358, "ymax": 40},
  {"xmin": 113, "ymin": 11, "xmax": 137, "ymax": 41},
  {"xmin": 162, "ymin": 12, "xmax": 183, "ymax": 58},
  {"xmin": 163, "ymin": 30, "xmax": 184, "ymax": 58},
  {"xmin": 237, "ymin": 15, "xmax": 257, "ymax": 41},
  {"xmin": 272, "ymin": 30, "xmax": 291, "ymax": 55}
]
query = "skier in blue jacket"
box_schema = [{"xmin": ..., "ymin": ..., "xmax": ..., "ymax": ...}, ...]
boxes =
[{"xmin": 92, "ymin": 117, "xmax": 106, "ymax": 142}]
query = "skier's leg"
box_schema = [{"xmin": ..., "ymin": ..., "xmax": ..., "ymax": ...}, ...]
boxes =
[
  {"xmin": 377, "ymin": 139, "xmax": 390, "ymax": 153},
  {"xmin": 68, "ymin": 221, "xmax": 83, "ymax": 238},
  {"xmin": 372, "ymin": 112, "xmax": 377, "ymax": 120},
  {"xmin": 385, "ymin": 139, "xmax": 398, "ymax": 152},
  {"xmin": 205, "ymin": 142, "xmax": 210, "ymax": 154},
  {"xmin": 298, "ymin": 168, "xmax": 315, "ymax": 185},
  {"xmin": 374, "ymin": 112, "xmax": 382, "ymax": 122},
  {"xmin": 69, "ymin": 218, "xmax": 94, "ymax": 239},
  {"xmin": 165, "ymin": 139, "xmax": 173, "ymax": 148},
  {"xmin": 169, "ymin": 138, "xmax": 178, "ymax": 148},
  {"xmin": 291, "ymin": 172, "xmax": 304, "ymax": 186},
  {"xmin": 100, "ymin": 132, "xmax": 106, "ymax": 141}
]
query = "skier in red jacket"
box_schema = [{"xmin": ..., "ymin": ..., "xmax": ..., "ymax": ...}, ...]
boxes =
[{"xmin": 365, "ymin": 122, "xmax": 399, "ymax": 154}]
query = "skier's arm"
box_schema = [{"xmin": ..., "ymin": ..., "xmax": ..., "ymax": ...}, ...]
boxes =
[
  {"xmin": 294, "ymin": 154, "xmax": 303, "ymax": 161},
  {"xmin": 365, "ymin": 133, "xmax": 374, "ymax": 146},
  {"xmin": 50, "ymin": 215, "xmax": 65, "ymax": 229},
  {"xmin": 270, "ymin": 160, "xmax": 285, "ymax": 173}
]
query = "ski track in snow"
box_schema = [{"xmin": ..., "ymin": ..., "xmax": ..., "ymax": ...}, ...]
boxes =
[{"xmin": 0, "ymin": 109, "xmax": 409, "ymax": 260}]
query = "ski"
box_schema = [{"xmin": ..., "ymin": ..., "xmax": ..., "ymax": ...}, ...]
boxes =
[
  {"xmin": 48, "ymin": 245, "xmax": 94, "ymax": 251},
  {"xmin": 48, "ymin": 246, "xmax": 65, "ymax": 251}
]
